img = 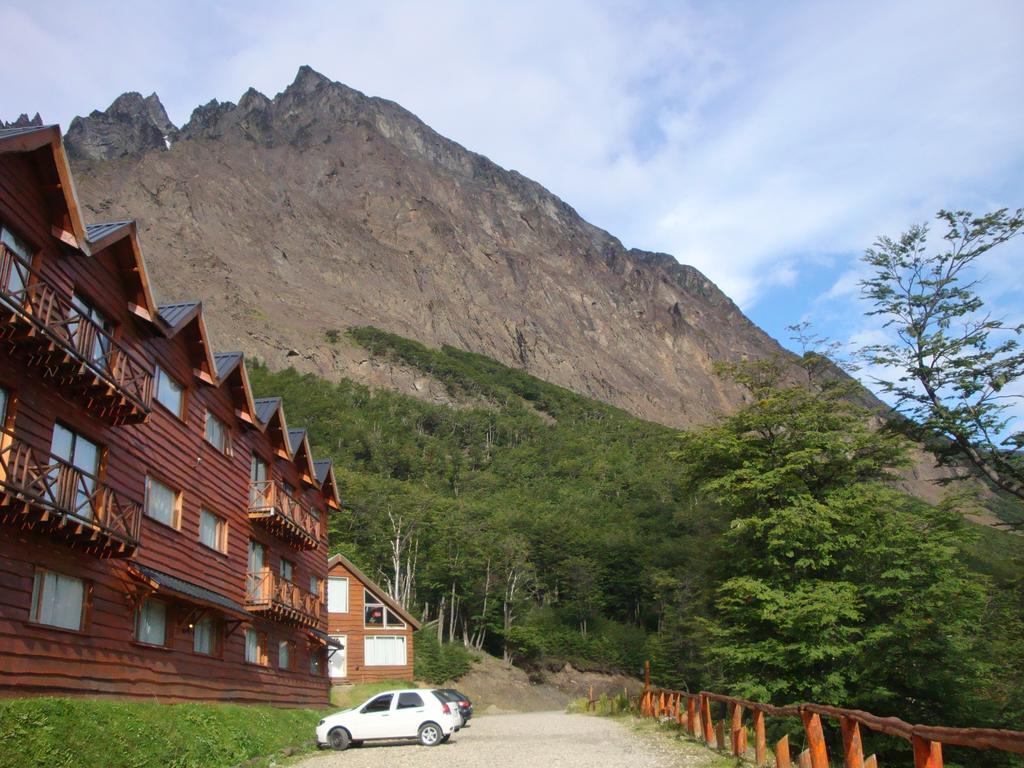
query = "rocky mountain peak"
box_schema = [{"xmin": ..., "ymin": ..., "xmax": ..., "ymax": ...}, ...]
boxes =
[
  {"xmin": 65, "ymin": 91, "xmax": 178, "ymax": 162},
  {"xmin": 2, "ymin": 113, "xmax": 43, "ymax": 129}
]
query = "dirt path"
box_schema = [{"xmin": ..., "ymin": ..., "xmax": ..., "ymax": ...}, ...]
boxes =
[{"xmin": 293, "ymin": 711, "xmax": 731, "ymax": 768}]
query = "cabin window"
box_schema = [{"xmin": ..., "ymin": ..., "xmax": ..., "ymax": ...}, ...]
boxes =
[
  {"xmin": 327, "ymin": 577, "xmax": 348, "ymax": 613},
  {"xmin": 364, "ymin": 590, "xmax": 405, "ymax": 628},
  {"xmin": 50, "ymin": 423, "xmax": 101, "ymax": 521},
  {"xmin": 310, "ymin": 574, "xmax": 321, "ymax": 599},
  {"xmin": 310, "ymin": 649, "xmax": 324, "ymax": 676},
  {"xmin": 247, "ymin": 540, "xmax": 266, "ymax": 598},
  {"xmin": 135, "ymin": 599, "xmax": 167, "ymax": 646},
  {"xmin": 365, "ymin": 636, "xmax": 407, "ymax": 666},
  {"xmin": 245, "ymin": 628, "xmax": 267, "ymax": 665},
  {"xmin": 249, "ymin": 455, "xmax": 269, "ymax": 506},
  {"xmin": 30, "ymin": 569, "xmax": 86, "ymax": 631},
  {"xmin": 193, "ymin": 614, "xmax": 221, "ymax": 655},
  {"xmin": 145, "ymin": 476, "xmax": 182, "ymax": 529},
  {"xmin": 199, "ymin": 508, "xmax": 227, "ymax": 553},
  {"xmin": 154, "ymin": 366, "xmax": 185, "ymax": 419},
  {"xmin": 280, "ymin": 558, "xmax": 294, "ymax": 583},
  {"xmin": 0, "ymin": 224, "xmax": 32, "ymax": 303},
  {"xmin": 70, "ymin": 293, "xmax": 113, "ymax": 370},
  {"xmin": 204, "ymin": 411, "xmax": 229, "ymax": 454},
  {"xmin": 278, "ymin": 640, "xmax": 292, "ymax": 670}
]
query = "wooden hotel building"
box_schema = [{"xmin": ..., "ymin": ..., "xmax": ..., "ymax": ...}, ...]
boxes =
[{"xmin": 0, "ymin": 124, "xmax": 341, "ymax": 706}]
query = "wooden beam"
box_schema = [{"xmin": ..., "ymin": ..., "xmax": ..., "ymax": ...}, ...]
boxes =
[
  {"xmin": 753, "ymin": 709, "xmax": 767, "ymax": 766},
  {"xmin": 775, "ymin": 734, "xmax": 792, "ymax": 768},
  {"xmin": 841, "ymin": 715, "xmax": 866, "ymax": 768},
  {"xmin": 913, "ymin": 735, "xmax": 943, "ymax": 768}
]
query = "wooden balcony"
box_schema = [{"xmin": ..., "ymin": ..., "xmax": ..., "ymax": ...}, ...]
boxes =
[
  {"xmin": 0, "ymin": 430, "xmax": 142, "ymax": 558},
  {"xmin": 245, "ymin": 567, "xmax": 321, "ymax": 628},
  {"xmin": 248, "ymin": 480, "xmax": 320, "ymax": 550},
  {"xmin": 0, "ymin": 243, "xmax": 153, "ymax": 425}
]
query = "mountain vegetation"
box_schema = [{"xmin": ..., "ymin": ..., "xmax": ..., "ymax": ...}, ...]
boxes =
[{"xmin": 249, "ymin": 327, "xmax": 1024, "ymax": 766}]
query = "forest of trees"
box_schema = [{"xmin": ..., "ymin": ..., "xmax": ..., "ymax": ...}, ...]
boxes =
[{"xmin": 248, "ymin": 319, "xmax": 1024, "ymax": 767}]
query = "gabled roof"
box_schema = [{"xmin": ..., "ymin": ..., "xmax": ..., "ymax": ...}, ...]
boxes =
[
  {"xmin": 158, "ymin": 300, "xmax": 202, "ymax": 330},
  {"xmin": 313, "ymin": 459, "xmax": 333, "ymax": 485},
  {"xmin": 85, "ymin": 220, "xmax": 133, "ymax": 244},
  {"xmin": 214, "ymin": 351, "xmax": 244, "ymax": 379},
  {"xmin": 327, "ymin": 553, "xmax": 422, "ymax": 630},
  {"xmin": 254, "ymin": 397, "xmax": 283, "ymax": 426},
  {"xmin": 314, "ymin": 459, "xmax": 342, "ymax": 509},
  {"xmin": 0, "ymin": 124, "xmax": 55, "ymax": 141},
  {"xmin": 288, "ymin": 428, "xmax": 307, "ymax": 454}
]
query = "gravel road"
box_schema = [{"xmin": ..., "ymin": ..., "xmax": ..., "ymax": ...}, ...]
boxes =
[{"xmin": 292, "ymin": 711, "xmax": 726, "ymax": 768}]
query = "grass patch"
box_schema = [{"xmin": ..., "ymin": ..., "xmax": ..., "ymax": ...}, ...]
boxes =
[
  {"xmin": 625, "ymin": 716, "xmax": 737, "ymax": 767},
  {"xmin": 329, "ymin": 680, "xmax": 419, "ymax": 709},
  {"xmin": 0, "ymin": 697, "xmax": 326, "ymax": 768}
]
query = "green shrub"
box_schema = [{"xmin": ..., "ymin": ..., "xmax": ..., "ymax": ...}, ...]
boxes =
[
  {"xmin": 0, "ymin": 697, "xmax": 325, "ymax": 768},
  {"xmin": 414, "ymin": 630, "xmax": 474, "ymax": 684}
]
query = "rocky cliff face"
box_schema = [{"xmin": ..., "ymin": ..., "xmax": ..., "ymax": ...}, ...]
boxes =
[{"xmin": 63, "ymin": 66, "xmax": 795, "ymax": 428}]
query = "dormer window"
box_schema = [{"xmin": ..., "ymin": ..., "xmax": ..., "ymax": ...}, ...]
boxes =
[
  {"xmin": 204, "ymin": 410, "xmax": 229, "ymax": 454},
  {"xmin": 155, "ymin": 366, "xmax": 184, "ymax": 419}
]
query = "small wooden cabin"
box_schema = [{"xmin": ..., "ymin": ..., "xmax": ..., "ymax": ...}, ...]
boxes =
[
  {"xmin": 0, "ymin": 124, "xmax": 342, "ymax": 706},
  {"xmin": 326, "ymin": 553, "xmax": 421, "ymax": 683}
]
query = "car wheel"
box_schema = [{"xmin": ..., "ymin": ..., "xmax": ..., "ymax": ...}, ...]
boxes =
[
  {"xmin": 328, "ymin": 727, "xmax": 351, "ymax": 751},
  {"xmin": 418, "ymin": 721, "xmax": 444, "ymax": 746}
]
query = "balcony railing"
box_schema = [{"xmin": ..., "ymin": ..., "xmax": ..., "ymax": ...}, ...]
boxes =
[
  {"xmin": 0, "ymin": 430, "xmax": 142, "ymax": 558},
  {"xmin": 245, "ymin": 567, "xmax": 321, "ymax": 628},
  {"xmin": 0, "ymin": 243, "xmax": 153, "ymax": 424},
  {"xmin": 248, "ymin": 480, "xmax": 320, "ymax": 550}
]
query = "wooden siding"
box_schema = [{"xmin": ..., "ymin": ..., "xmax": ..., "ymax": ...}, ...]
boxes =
[
  {"xmin": 326, "ymin": 560, "xmax": 416, "ymax": 684},
  {"xmin": 0, "ymin": 147, "xmax": 331, "ymax": 706}
]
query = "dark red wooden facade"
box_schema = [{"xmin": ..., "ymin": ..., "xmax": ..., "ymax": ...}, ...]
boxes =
[{"xmin": 0, "ymin": 125, "xmax": 341, "ymax": 707}]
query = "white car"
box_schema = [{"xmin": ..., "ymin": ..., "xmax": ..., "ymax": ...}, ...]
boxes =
[{"xmin": 316, "ymin": 688, "xmax": 459, "ymax": 749}]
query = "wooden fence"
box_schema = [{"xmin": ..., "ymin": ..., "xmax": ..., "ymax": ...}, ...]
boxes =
[{"xmin": 638, "ymin": 662, "xmax": 1024, "ymax": 767}]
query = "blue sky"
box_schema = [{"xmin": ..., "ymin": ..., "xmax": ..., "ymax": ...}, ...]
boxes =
[{"xmin": 3, "ymin": 0, "xmax": 1023, "ymax": 419}]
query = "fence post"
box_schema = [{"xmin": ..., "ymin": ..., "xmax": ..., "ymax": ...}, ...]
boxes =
[
  {"xmin": 912, "ymin": 735, "xmax": 944, "ymax": 768},
  {"xmin": 753, "ymin": 709, "xmax": 767, "ymax": 766},
  {"xmin": 700, "ymin": 694, "xmax": 714, "ymax": 743},
  {"xmin": 687, "ymin": 696, "xmax": 697, "ymax": 736},
  {"xmin": 657, "ymin": 691, "xmax": 665, "ymax": 717},
  {"xmin": 864, "ymin": 755, "xmax": 878, "ymax": 768},
  {"xmin": 731, "ymin": 702, "xmax": 746, "ymax": 757},
  {"xmin": 801, "ymin": 711, "xmax": 830, "ymax": 768},
  {"xmin": 840, "ymin": 716, "xmax": 865, "ymax": 768},
  {"xmin": 799, "ymin": 749, "xmax": 813, "ymax": 768},
  {"xmin": 715, "ymin": 719, "xmax": 726, "ymax": 750},
  {"xmin": 775, "ymin": 735, "xmax": 792, "ymax": 768}
]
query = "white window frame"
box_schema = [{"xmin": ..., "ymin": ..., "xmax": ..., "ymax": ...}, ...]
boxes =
[
  {"xmin": 145, "ymin": 475, "xmax": 182, "ymax": 529},
  {"xmin": 327, "ymin": 577, "xmax": 349, "ymax": 613},
  {"xmin": 364, "ymin": 589, "xmax": 406, "ymax": 629},
  {"xmin": 29, "ymin": 569, "xmax": 86, "ymax": 631},
  {"xmin": 154, "ymin": 365, "xmax": 185, "ymax": 419},
  {"xmin": 364, "ymin": 635, "xmax": 407, "ymax": 667}
]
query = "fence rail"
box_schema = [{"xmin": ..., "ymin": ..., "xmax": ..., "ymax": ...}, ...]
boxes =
[{"xmin": 638, "ymin": 661, "xmax": 1024, "ymax": 767}]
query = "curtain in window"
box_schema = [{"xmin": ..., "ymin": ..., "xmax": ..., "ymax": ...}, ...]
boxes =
[
  {"xmin": 194, "ymin": 616, "xmax": 215, "ymax": 654},
  {"xmin": 245, "ymin": 629, "xmax": 260, "ymax": 663},
  {"xmin": 200, "ymin": 509, "xmax": 220, "ymax": 550},
  {"xmin": 31, "ymin": 571, "xmax": 84, "ymax": 630},
  {"xmin": 279, "ymin": 640, "xmax": 290, "ymax": 669},
  {"xmin": 146, "ymin": 478, "xmax": 177, "ymax": 526},
  {"xmin": 365, "ymin": 636, "xmax": 407, "ymax": 666},
  {"xmin": 137, "ymin": 600, "xmax": 166, "ymax": 645},
  {"xmin": 327, "ymin": 578, "xmax": 348, "ymax": 612}
]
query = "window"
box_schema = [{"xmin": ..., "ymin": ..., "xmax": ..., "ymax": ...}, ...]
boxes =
[
  {"xmin": 310, "ymin": 575, "xmax": 321, "ymax": 599},
  {"xmin": 310, "ymin": 648, "xmax": 324, "ymax": 676},
  {"xmin": 50, "ymin": 423, "xmax": 101, "ymax": 521},
  {"xmin": 278, "ymin": 640, "xmax": 292, "ymax": 670},
  {"xmin": 361, "ymin": 694, "xmax": 393, "ymax": 713},
  {"xmin": 249, "ymin": 455, "xmax": 269, "ymax": 506},
  {"xmin": 364, "ymin": 590, "xmax": 405, "ymax": 628},
  {"xmin": 0, "ymin": 224, "xmax": 32, "ymax": 304},
  {"xmin": 280, "ymin": 558, "xmax": 294, "ymax": 583},
  {"xmin": 135, "ymin": 599, "xmax": 167, "ymax": 646},
  {"xmin": 364, "ymin": 636, "xmax": 407, "ymax": 667},
  {"xmin": 397, "ymin": 691, "xmax": 424, "ymax": 709},
  {"xmin": 327, "ymin": 577, "xmax": 348, "ymax": 613},
  {"xmin": 204, "ymin": 411, "xmax": 229, "ymax": 454},
  {"xmin": 145, "ymin": 476, "xmax": 181, "ymax": 529},
  {"xmin": 154, "ymin": 366, "xmax": 184, "ymax": 419},
  {"xmin": 247, "ymin": 540, "xmax": 266, "ymax": 598},
  {"xmin": 245, "ymin": 628, "xmax": 267, "ymax": 665},
  {"xmin": 199, "ymin": 508, "xmax": 227, "ymax": 553},
  {"xmin": 193, "ymin": 614, "xmax": 220, "ymax": 655},
  {"xmin": 30, "ymin": 570, "xmax": 86, "ymax": 630},
  {"xmin": 71, "ymin": 293, "xmax": 113, "ymax": 369}
]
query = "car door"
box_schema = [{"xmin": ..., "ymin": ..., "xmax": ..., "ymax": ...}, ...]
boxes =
[
  {"xmin": 393, "ymin": 691, "xmax": 427, "ymax": 737},
  {"xmin": 352, "ymin": 693, "xmax": 394, "ymax": 739}
]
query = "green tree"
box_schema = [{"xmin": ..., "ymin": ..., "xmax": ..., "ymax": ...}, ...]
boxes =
[
  {"xmin": 860, "ymin": 208, "xmax": 1024, "ymax": 505},
  {"xmin": 673, "ymin": 363, "xmax": 989, "ymax": 725}
]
